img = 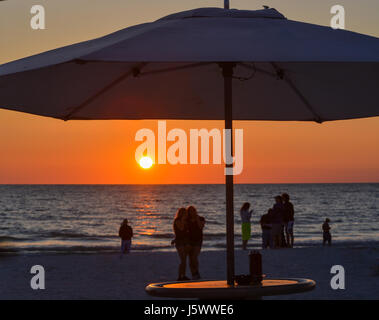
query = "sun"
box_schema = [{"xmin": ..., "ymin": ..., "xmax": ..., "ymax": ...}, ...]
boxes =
[{"xmin": 139, "ymin": 156, "xmax": 153, "ymax": 169}]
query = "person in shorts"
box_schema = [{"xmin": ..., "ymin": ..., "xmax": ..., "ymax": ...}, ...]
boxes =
[{"xmin": 240, "ymin": 202, "xmax": 253, "ymax": 250}]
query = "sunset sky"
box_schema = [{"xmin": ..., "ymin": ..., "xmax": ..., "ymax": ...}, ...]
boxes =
[{"xmin": 0, "ymin": 0, "xmax": 378, "ymax": 184}]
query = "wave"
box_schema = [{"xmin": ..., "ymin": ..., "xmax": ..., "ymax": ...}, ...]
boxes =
[
  {"xmin": 1, "ymin": 239, "xmax": 378, "ymax": 254},
  {"xmin": 148, "ymin": 233, "xmax": 173, "ymax": 239},
  {"xmin": 0, "ymin": 243, "xmax": 173, "ymax": 254},
  {"xmin": 0, "ymin": 236, "xmax": 28, "ymax": 242},
  {"xmin": 1, "ymin": 232, "xmax": 228, "ymax": 242},
  {"xmin": 147, "ymin": 232, "xmax": 231, "ymax": 240},
  {"xmin": 37, "ymin": 231, "xmax": 117, "ymax": 240}
]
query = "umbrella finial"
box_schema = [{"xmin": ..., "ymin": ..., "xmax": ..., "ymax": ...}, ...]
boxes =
[{"xmin": 224, "ymin": 0, "xmax": 230, "ymax": 9}]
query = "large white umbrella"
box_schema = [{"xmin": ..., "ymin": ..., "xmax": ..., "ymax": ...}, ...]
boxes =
[{"xmin": 1, "ymin": 3, "xmax": 379, "ymax": 285}]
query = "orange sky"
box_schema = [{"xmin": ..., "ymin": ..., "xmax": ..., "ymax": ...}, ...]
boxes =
[{"xmin": 0, "ymin": 0, "xmax": 378, "ymax": 184}]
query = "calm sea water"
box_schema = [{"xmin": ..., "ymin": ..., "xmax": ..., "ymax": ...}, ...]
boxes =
[{"xmin": 0, "ymin": 184, "xmax": 378, "ymax": 254}]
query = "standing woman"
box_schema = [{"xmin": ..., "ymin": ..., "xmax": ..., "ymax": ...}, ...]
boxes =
[
  {"xmin": 187, "ymin": 206, "xmax": 205, "ymax": 280},
  {"xmin": 173, "ymin": 208, "xmax": 190, "ymax": 281},
  {"xmin": 240, "ymin": 202, "xmax": 253, "ymax": 250}
]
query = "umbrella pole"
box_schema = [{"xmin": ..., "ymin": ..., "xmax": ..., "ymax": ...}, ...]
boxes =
[{"xmin": 222, "ymin": 62, "xmax": 235, "ymax": 286}]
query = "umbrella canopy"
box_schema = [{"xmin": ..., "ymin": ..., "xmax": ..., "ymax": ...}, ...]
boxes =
[
  {"xmin": 1, "ymin": 6, "xmax": 379, "ymax": 286},
  {"xmin": 0, "ymin": 7, "xmax": 379, "ymax": 122}
]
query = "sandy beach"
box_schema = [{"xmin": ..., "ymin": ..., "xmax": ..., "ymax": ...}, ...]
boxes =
[{"xmin": 1, "ymin": 246, "xmax": 378, "ymax": 300}]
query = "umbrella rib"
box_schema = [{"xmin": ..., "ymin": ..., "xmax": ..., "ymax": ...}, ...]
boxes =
[
  {"xmin": 241, "ymin": 62, "xmax": 323, "ymax": 123},
  {"xmin": 138, "ymin": 62, "xmax": 215, "ymax": 77},
  {"xmin": 239, "ymin": 62, "xmax": 277, "ymax": 78},
  {"xmin": 62, "ymin": 62, "xmax": 148, "ymax": 120},
  {"xmin": 270, "ymin": 62, "xmax": 323, "ymax": 123}
]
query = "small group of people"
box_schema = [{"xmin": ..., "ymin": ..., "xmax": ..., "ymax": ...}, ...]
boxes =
[
  {"xmin": 118, "ymin": 193, "xmax": 332, "ymax": 279},
  {"xmin": 240, "ymin": 193, "xmax": 333, "ymax": 249},
  {"xmin": 240, "ymin": 193, "xmax": 295, "ymax": 249}
]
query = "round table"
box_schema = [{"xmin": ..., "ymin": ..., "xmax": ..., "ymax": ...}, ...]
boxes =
[{"xmin": 146, "ymin": 278, "xmax": 316, "ymax": 299}]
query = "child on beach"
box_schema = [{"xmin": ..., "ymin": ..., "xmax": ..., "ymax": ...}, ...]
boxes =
[
  {"xmin": 119, "ymin": 218, "xmax": 133, "ymax": 255},
  {"xmin": 322, "ymin": 218, "xmax": 332, "ymax": 246}
]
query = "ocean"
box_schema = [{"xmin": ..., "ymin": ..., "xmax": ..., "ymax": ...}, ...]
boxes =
[{"xmin": 0, "ymin": 184, "xmax": 378, "ymax": 254}]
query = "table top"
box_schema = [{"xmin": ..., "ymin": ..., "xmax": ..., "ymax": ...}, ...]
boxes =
[{"xmin": 145, "ymin": 278, "xmax": 316, "ymax": 299}]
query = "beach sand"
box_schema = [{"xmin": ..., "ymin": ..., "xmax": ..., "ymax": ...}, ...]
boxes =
[{"xmin": 0, "ymin": 246, "xmax": 378, "ymax": 300}]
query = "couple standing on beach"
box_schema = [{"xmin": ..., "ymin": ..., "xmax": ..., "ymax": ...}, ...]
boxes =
[
  {"xmin": 270, "ymin": 193, "xmax": 295, "ymax": 248},
  {"xmin": 172, "ymin": 206, "xmax": 205, "ymax": 281}
]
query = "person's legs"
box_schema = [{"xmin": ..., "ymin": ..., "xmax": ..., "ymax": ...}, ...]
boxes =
[
  {"xmin": 286, "ymin": 221, "xmax": 294, "ymax": 248},
  {"xmin": 272, "ymin": 224, "xmax": 281, "ymax": 248},
  {"xmin": 125, "ymin": 240, "xmax": 131, "ymax": 254},
  {"xmin": 261, "ymin": 231, "xmax": 266, "ymax": 249},
  {"xmin": 176, "ymin": 245, "xmax": 188, "ymax": 280},
  {"xmin": 281, "ymin": 224, "xmax": 287, "ymax": 248},
  {"xmin": 275, "ymin": 235, "xmax": 281, "ymax": 248},
  {"xmin": 268, "ymin": 230, "xmax": 273, "ymax": 248},
  {"xmin": 262, "ymin": 230, "xmax": 270, "ymax": 249},
  {"xmin": 120, "ymin": 240, "xmax": 131, "ymax": 258},
  {"xmin": 188, "ymin": 245, "xmax": 201, "ymax": 279},
  {"xmin": 285, "ymin": 223, "xmax": 290, "ymax": 247},
  {"xmin": 241, "ymin": 223, "xmax": 251, "ymax": 250},
  {"xmin": 121, "ymin": 240, "xmax": 127, "ymax": 254}
]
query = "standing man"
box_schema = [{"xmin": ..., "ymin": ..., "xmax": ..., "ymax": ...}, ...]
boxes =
[
  {"xmin": 119, "ymin": 218, "xmax": 133, "ymax": 256},
  {"xmin": 282, "ymin": 193, "xmax": 295, "ymax": 248}
]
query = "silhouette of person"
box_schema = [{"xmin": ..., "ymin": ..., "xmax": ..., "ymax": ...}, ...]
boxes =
[
  {"xmin": 187, "ymin": 206, "xmax": 205, "ymax": 280},
  {"xmin": 173, "ymin": 207, "xmax": 190, "ymax": 281},
  {"xmin": 322, "ymin": 218, "xmax": 332, "ymax": 246},
  {"xmin": 240, "ymin": 202, "xmax": 253, "ymax": 250},
  {"xmin": 282, "ymin": 193, "xmax": 295, "ymax": 248},
  {"xmin": 119, "ymin": 218, "xmax": 133, "ymax": 255},
  {"xmin": 271, "ymin": 196, "xmax": 284, "ymax": 248}
]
